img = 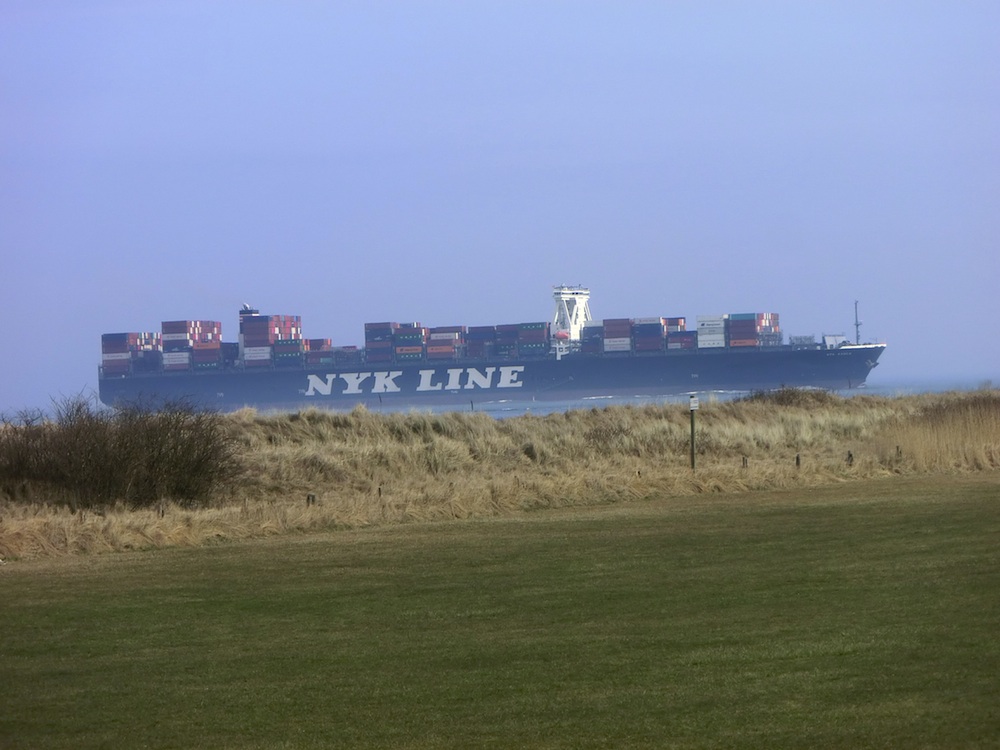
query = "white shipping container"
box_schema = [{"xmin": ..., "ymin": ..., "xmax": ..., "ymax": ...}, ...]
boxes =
[
  {"xmin": 162, "ymin": 351, "xmax": 192, "ymax": 364},
  {"xmin": 243, "ymin": 346, "xmax": 272, "ymax": 361},
  {"xmin": 633, "ymin": 317, "xmax": 664, "ymax": 325},
  {"xmin": 429, "ymin": 332, "xmax": 461, "ymax": 341},
  {"xmin": 101, "ymin": 352, "xmax": 131, "ymax": 362},
  {"xmin": 603, "ymin": 338, "xmax": 632, "ymax": 352},
  {"xmin": 697, "ymin": 339, "xmax": 726, "ymax": 349},
  {"xmin": 161, "ymin": 332, "xmax": 194, "ymax": 342}
]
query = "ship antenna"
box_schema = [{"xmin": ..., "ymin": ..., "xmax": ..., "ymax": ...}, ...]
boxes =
[{"xmin": 854, "ymin": 300, "xmax": 862, "ymax": 345}]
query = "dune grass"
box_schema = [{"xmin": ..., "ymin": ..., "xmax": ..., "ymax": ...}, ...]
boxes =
[
  {"xmin": 1, "ymin": 389, "xmax": 998, "ymax": 560},
  {"xmin": 2, "ymin": 474, "xmax": 998, "ymax": 749}
]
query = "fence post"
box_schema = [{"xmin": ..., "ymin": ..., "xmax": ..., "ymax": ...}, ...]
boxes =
[{"xmin": 689, "ymin": 395, "xmax": 699, "ymax": 471}]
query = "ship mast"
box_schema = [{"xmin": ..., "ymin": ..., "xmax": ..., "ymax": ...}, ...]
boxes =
[
  {"xmin": 854, "ymin": 300, "xmax": 862, "ymax": 345},
  {"xmin": 551, "ymin": 285, "xmax": 592, "ymax": 341}
]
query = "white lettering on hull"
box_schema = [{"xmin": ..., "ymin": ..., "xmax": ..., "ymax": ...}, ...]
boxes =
[
  {"xmin": 417, "ymin": 370, "xmax": 442, "ymax": 391},
  {"xmin": 306, "ymin": 365, "xmax": 526, "ymax": 398},
  {"xmin": 497, "ymin": 366, "xmax": 524, "ymax": 388},
  {"xmin": 444, "ymin": 368, "xmax": 464, "ymax": 390},
  {"xmin": 464, "ymin": 367, "xmax": 496, "ymax": 389},
  {"xmin": 304, "ymin": 374, "xmax": 336, "ymax": 396},
  {"xmin": 339, "ymin": 372, "xmax": 374, "ymax": 394},
  {"xmin": 372, "ymin": 371, "xmax": 403, "ymax": 393}
]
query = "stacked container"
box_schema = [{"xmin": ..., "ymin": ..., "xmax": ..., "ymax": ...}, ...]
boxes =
[
  {"xmin": 364, "ymin": 322, "xmax": 398, "ymax": 364},
  {"xmin": 728, "ymin": 313, "xmax": 781, "ymax": 347},
  {"xmin": 581, "ymin": 322, "xmax": 603, "ymax": 354},
  {"xmin": 101, "ymin": 332, "xmax": 162, "ymax": 375},
  {"xmin": 273, "ymin": 339, "xmax": 305, "ymax": 368},
  {"xmin": 240, "ymin": 313, "xmax": 301, "ymax": 368},
  {"xmin": 494, "ymin": 324, "xmax": 520, "ymax": 358},
  {"xmin": 394, "ymin": 324, "xmax": 426, "ymax": 362},
  {"xmin": 517, "ymin": 322, "xmax": 550, "ymax": 358},
  {"xmin": 304, "ymin": 339, "xmax": 331, "ymax": 366},
  {"xmin": 334, "ymin": 346, "xmax": 363, "ymax": 366},
  {"xmin": 161, "ymin": 320, "xmax": 222, "ymax": 371},
  {"xmin": 666, "ymin": 331, "xmax": 698, "ymax": 350},
  {"xmin": 466, "ymin": 326, "xmax": 496, "ymax": 359},
  {"xmin": 696, "ymin": 315, "xmax": 727, "ymax": 349},
  {"xmin": 427, "ymin": 326, "xmax": 465, "ymax": 360},
  {"xmin": 221, "ymin": 342, "xmax": 240, "ymax": 367},
  {"xmin": 602, "ymin": 318, "xmax": 632, "ymax": 354},
  {"xmin": 102, "ymin": 301, "xmax": 791, "ymax": 381},
  {"xmin": 632, "ymin": 318, "xmax": 666, "ymax": 353}
]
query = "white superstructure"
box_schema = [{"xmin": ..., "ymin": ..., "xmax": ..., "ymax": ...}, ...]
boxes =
[{"xmin": 551, "ymin": 285, "xmax": 592, "ymax": 342}]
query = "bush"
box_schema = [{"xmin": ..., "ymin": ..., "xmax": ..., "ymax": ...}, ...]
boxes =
[{"xmin": 0, "ymin": 397, "xmax": 241, "ymax": 510}]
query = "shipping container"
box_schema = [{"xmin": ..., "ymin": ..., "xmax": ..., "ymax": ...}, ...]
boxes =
[
  {"xmin": 243, "ymin": 346, "xmax": 272, "ymax": 361},
  {"xmin": 633, "ymin": 338, "xmax": 665, "ymax": 351},
  {"xmin": 603, "ymin": 338, "xmax": 632, "ymax": 353},
  {"xmin": 697, "ymin": 338, "xmax": 726, "ymax": 349}
]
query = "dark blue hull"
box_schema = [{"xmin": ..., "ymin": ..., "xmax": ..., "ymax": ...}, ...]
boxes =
[{"xmin": 98, "ymin": 344, "xmax": 886, "ymax": 412}]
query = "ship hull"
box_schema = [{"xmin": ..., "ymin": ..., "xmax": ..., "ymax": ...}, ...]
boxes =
[{"xmin": 98, "ymin": 344, "xmax": 886, "ymax": 412}]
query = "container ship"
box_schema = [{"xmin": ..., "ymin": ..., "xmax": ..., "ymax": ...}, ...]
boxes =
[{"xmin": 97, "ymin": 286, "xmax": 886, "ymax": 412}]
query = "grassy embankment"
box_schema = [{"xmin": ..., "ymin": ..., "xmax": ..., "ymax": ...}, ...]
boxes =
[
  {"xmin": 2, "ymin": 474, "xmax": 998, "ymax": 748},
  {"xmin": 1, "ymin": 389, "xmax": 998, "ymax": 559}
]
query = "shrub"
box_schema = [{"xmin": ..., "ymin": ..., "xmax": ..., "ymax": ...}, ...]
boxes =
[{"xmin": 0, "ymin": 397, "xmax": 241, "ymax": 510}]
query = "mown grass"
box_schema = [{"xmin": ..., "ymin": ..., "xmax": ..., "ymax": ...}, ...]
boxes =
[{"xmin": 2, "ymin": 474, "xmax": 998, "ymax": 749}]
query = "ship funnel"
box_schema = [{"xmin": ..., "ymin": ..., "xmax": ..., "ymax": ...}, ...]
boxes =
[{"xmin": 551, "ymin": 285, "xmax": 592, "ymax": 342}]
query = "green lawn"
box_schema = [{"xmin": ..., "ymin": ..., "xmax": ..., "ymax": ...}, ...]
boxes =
[{"xmin": 3, "ymin": 475, "xmax": 999, "ymax": 749}]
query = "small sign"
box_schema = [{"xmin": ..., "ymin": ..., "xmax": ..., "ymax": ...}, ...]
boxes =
[{"xmin": 689, "ymin": 396, "xmax": 699, "ymax": 410}]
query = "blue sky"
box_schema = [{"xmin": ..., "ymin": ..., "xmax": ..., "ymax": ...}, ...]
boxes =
[{"xmin": 2, "ymin": 1, "xmax": 998, "ymax": 412}]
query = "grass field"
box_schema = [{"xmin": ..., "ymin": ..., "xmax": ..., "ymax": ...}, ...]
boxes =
[{"xmin": 3, "ymin": 474, "xmax": 998, "ymax": 749}]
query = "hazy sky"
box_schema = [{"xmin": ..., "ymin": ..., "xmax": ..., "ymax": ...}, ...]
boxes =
[{"xmin": 2, "ymin": 2, "xmax": 998, "ymax": 412}]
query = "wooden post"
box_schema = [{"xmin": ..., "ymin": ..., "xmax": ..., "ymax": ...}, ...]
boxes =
[{"xmin": 689, "ymin": 395, "xmax": 698, "ymax": 471}]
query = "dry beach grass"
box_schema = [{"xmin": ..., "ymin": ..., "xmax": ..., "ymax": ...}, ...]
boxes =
[{"xmin": 1, "ymin": 388, "xmax": 998, "ymax": 560}]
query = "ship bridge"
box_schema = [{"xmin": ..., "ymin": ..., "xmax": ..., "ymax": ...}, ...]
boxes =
[{"xmin": 551, "ymin": 285, "xmax": 592, "ymax": 342}]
